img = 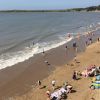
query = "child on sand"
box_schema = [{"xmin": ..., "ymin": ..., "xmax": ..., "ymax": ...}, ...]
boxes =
[{"xmin": 46, "ymin": 90, "xmax": 52, "ymax": 100}]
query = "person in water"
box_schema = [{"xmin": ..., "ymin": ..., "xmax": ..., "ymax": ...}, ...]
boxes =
[{"xmin": 33, "ymin": 41, "xmax": 34, "ymax": 46}]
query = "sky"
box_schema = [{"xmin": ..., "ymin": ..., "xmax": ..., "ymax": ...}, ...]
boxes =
[{"xmin": 0, "ymin": 0, "xmax": 100, "ymax": 10}]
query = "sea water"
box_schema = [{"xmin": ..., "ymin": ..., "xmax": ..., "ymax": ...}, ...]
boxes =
[{"xmin": 0, "ymin": 12, "xmax": 100, "ymax": 69}]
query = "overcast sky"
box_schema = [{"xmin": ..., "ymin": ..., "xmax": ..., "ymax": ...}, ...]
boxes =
[{"xmin": 0, "ymin": 0, "xmax": 100, "ymax": 10}]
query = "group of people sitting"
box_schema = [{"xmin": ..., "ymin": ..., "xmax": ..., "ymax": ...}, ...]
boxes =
[
  {"xmin": 72, "ymin": 65, "xmax": 100, "ymax": 81},
  {"xmin": 46, "ymin": 81, "xmax": 72, "ymax": 100},
  {"xmin": 37, "ymin": 79, "xmax": 73, "ymax": 100},
  {"xmin": 37, "ymin": 65, "xmax": 100, "ymax": 100},
  {"xmin": 72, "ymin": 70, "xmax": 81, "ymax": 80},
  {"xmin": 81, "ymin": 65, "xmax": 100, "ymax": 77}
]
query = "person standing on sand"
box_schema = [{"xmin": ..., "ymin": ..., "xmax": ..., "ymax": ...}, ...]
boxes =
[
  {"xmin": 90, "ymin": 38, "xmax": 92, "ymax": 44},
  {"xmin": 38, "ymin": 80, "xmax": 41, "ymax": 85},
  {"xmin": 97, "ymin": 37, "xmax": 100, "ymax": 42},
  {"xmin": 73, "ymin": 41, "xmax": 78, "ymax": 53},
  {"xmin": 51, "ymin": 79, "xmax": 56, "ymax": 90},
  {"xmin": 37, "ymin": 80, "xmax": 41, "ymax": 89},
  {"xmin": 74, "ymin": 55, "xmax": 77, "ymax": 62},
  {"xmin": 73, "ymin": 41, "xmax": 76, "ymax": 48},
  {"xmin": 72, "ymin": 71, "xmax": 78, "ymax": 80}
]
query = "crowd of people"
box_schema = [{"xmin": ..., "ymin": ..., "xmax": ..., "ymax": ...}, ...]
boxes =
[
  {"xmin": 37, "ymin": 79, "xmax": 73, "ymax": 100},
  {"xmin": 81, "ymin": 65, "xmax": 100, "ymax": 77},
  {"xmin": 42, "ymin": 64, "xmax": 100, "ymax": 100},
  {"xmin": 35, "ymin": 31, "xmax": 100, "ymax": 100}
]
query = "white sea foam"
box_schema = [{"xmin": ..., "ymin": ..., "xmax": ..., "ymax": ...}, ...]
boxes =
[
  {"xmin": 0, "ymin": 45, "xmax": 39, "ymax": 69},
  {"xmin": 0, "ymin": 22, "xmax": 99, "ymax": 70},
  {"xmin": 0, "ymin": 36, "xmax": 73, "ymax": 70},
  {"xmin": 37, "ymin": 37, "xmax": 73, "ymax": 53}
]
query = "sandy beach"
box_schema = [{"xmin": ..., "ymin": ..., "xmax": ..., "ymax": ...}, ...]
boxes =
[
  {"xmin": 0, "ymin": 31, "xmax": 100, "ymax": 100},
  {"xmin": 13, "ymin": 34, "xmax": 100, "ymax": 100}
]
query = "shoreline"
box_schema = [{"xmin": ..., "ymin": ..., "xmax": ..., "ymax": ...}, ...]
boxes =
[
  {"xmin": 0, "ymin": 20, "xmax": 100, "ymax": 70},
  {"xmin": 15, "ymin": 34, "xmax": 100, "ymax": 100},
  {"xmin": 0, "ymin": 30, "xmax": 100, "ymax": 99}
]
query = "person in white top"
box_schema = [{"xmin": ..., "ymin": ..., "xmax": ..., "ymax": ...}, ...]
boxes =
[{"xmin": 52, "ymin": 80, "xmax": 56, "ymax": 90}]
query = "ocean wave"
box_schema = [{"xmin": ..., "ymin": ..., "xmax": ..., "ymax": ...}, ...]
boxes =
[
  {"xmin": 0, "ymin": 22, "xmax": 100, "ymax": 70},
  {"xmin": 0, "ymin": 36, "xmax": 73, "ymax": 70}
]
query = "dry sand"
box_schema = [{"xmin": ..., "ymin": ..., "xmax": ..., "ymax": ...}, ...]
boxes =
[{"xmin": 12, "ymin": 39, "xmax": 100, "ymax": 100}]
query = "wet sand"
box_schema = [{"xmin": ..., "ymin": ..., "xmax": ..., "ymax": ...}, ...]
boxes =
[
  {"xmin": 0, "ymin": 30, "xmax": 100, "ymax": 99},
  {"xmin": 14, "ymin": 33, "xmax": 100, "ymax": 100}
]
